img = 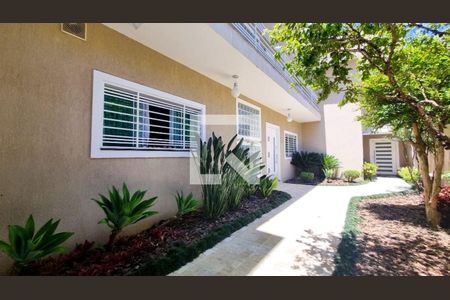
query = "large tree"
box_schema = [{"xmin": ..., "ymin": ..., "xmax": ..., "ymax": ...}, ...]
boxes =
[{"xmin": 269, "ymin": 23, "xmax": 449, "ymax": 227}]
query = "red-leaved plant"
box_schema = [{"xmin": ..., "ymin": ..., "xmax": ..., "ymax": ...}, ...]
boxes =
[{"xmin": 437, "ymin": 186, "xmax": 450, "ymax": 228}]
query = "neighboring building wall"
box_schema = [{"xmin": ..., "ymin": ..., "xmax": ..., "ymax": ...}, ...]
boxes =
[
  {"xmin": 302, "ymin": 91, "xmax": 363, "ymax": 175},
  {"xmin": 0, "ymin": 23, "xmax": 301, "ymax": 272}
]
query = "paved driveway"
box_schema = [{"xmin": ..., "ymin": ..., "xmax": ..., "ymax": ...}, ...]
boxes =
[{"xmin": 170, "ymin": 177, "xmax": 411, "ymax": 276}]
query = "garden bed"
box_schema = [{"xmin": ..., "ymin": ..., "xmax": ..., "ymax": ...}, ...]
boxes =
[
  {"xmin": 285, "ymin": 177, "xmax": 369, "ymax": 186},
  {"xmin": 24, "ymin": 190, "xmax": 291, "ymax": 276},
  {"xmin": 334, "ymin": 191, "xmax": 450, "ymax": 276}
]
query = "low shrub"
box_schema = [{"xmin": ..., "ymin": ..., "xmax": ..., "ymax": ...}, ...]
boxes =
[
  {"xmin": 258, "ymin": 175, "xmax": 279, "ymax": 198},
  {"xmin": 323, "ymin": 168, "xmax": 335, "ymax": 182},
  {"xmin": 397, "ymin": 167, "xmax": 421, "ymax": 184},
  {"xmin": 92, "ymin": 183, "xmax": 158, "ymax": 247},
  {"xmin": 343, "ymin": 170, "xmax": 360, "ymax": 182},
  {"xmin": 322, "ymin": 154, "xmax": 340, "ymax": 171},
  {"xmin": 299, "ymin": 171, "xmax": 315, "ymax": 183},
  {"xmin": 362, "ymin": 162, "xmax": 378, "ymax": 181},
  {"xmin": 437, "ymin": 185, "xmax": 450, "ymax": 228},
  {"xmin": 0, "ymin": 215, "xmax": 74, "ymax": 273},
  {"xmin": 175, "ymin": 191, "xmax": 200, "ymax": 217},
  {"xmin": 442, "ymin": 172, "xmax": 450, "ymax": 186},
  {"xmin": 291, "ymin": 151, "xmax": 324, "ymax": 179}
]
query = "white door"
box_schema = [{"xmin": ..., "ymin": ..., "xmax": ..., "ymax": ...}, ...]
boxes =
[
  {"xmin": 266, "ymin": 123, "xmax": 280, "ymax": 178},
  {"xmin": 370, "ymin": 138, "xmax": 399, "ymax": 176}
]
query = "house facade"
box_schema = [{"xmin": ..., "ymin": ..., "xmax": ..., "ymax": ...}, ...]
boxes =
[{"xmin": 0, "ymin": 23, "xmax": 365, "ymax": 272}]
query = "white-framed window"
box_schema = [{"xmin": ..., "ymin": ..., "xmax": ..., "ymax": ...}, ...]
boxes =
[
  {"xmin": 236, "ymin": 99, "xmax": 261, "ymax": 141},
  {"xmin": 91, "ymin": 70, "xmax": 205, "ymax": 158},
  {"xmin": 284, "ymin": 130, "xmax": 298, "ymax": 159},
  {"xmin": 236, "ymin": 99, "xmax": 262, "ymax": 156}
]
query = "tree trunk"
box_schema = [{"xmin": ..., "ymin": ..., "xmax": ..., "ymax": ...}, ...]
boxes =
[{"xmin": 412, "ymin": 123, "xmax": 443, "ymax": 228}]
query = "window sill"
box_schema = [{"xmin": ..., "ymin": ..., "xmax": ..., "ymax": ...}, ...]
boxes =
[{"xmin": 90, "ymin": 150, "xmax": 193, "ymax": 159}]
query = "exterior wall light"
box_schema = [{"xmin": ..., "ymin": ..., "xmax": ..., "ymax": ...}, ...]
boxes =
[
  {"xmin": 231, "ymin": 75, "xmax": 240, "ymax": 98},
  {"xmin": 287, "ymin": 108, "xmax": 293, "ymax": 122}
]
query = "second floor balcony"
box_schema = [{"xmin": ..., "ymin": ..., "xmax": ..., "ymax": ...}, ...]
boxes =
[{"xmin": 231, "ymin": 23, "xmax": 318, "ymax": 110}]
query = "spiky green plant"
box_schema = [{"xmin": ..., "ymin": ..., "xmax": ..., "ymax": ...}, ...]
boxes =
[
  {"xmin": 93, "ymin": 183, "xmax": 158, "ymax": 247},
  {"xmin": 258, "ymin": 175, "xmax": 279, "ymax": 198},
  {"xmin": 175, "ymin": 191, "xmax": 200, "ymax": 217},
  {"xmin": 0, "ymin": 215, "xmax": 74, "ymax": 272},
  {"xmin": 196, "ymin": 133, "xmax": 264, "ymax": 218},
  {"xmin": 322, "ymin": 154, "xmax": 341, "ymax": 170},
  {"xmin": 323, "ymin": 168, "xmax": 335, "ymax": 182}
]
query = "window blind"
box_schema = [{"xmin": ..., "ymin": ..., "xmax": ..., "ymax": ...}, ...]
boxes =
[
  {"xmin": 285, "ymin": 132, "xmax": 297, "ymax": 158},
  {"xmin": 102, "ymin": 83, "xmax": 202, "ymax": 152}
]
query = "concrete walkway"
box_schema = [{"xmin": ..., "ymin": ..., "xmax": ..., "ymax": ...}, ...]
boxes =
[{"xmin": 170, "ymin": 177, "xmax": 411, "ymax": 276}]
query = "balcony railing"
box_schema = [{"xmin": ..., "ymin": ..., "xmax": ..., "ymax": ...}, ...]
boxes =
[{"xmin": 231, "ymin": 23, "xmax": 319, "ymax": 110}]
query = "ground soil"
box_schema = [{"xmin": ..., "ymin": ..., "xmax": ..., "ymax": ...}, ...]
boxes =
[
  {"xmin": 25, "ymin": 190, "xmax": 289, "ymax": 276},
  {"xmin": 354, "ymin": 194, "xmax": 450, "ymax": 275}
]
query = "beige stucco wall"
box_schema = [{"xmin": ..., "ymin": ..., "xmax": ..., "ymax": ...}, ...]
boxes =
[
  {"xmin": 0, "ymin": 23, "xmax": 303, "ymax": 272},
  {"xmin": 302, "ymin": 91, "xmax": 363, "ymax": 176}
]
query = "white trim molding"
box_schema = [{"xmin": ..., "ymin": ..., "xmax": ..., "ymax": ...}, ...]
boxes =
[{"xmin": 91, "ymin": 70, "xmax": 206, "ymax": 158}]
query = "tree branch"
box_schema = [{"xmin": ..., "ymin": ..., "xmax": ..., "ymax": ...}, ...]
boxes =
[{"xmin": 410, "ymin": 23, "xmax": 450, "ymax": 37}]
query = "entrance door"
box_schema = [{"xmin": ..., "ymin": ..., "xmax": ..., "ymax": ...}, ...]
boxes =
[
  {"xmin": 370, "ymin": 138, "xmax": 399, "ymax": 175},
  {"xmin": 266, "ymin": 123, "xmax": 280, "ymax": 178}
]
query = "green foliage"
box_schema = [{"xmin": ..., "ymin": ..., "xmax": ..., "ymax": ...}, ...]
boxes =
[
  {"xmin": 299, "ymin": 171, "xmax": 315, "ymax": 183},
  {"xmin": 442, "ymin": 172, "xmax": 450, "ymax": 185},
  {"xmin": 322, "ymin": 154, "xmax": 340, "ymax": 181},
  {"xmin": 362, "ymin": 162, "xmax": 378, "ymax": 180},
  {"xmin": 244, "ymin": 183, "xmax": 258, "ymax": 197},
  {"xmin": 93, "ymin": 183, "xmax": 158, "ymax": 245},
  {"xmin": 197, "ymin": 133, "xmax": 264, "ymax": 218},
  {"xmin": 322, "ymin": 154, "xmax": 341, "ymax": 170},
  {"xmin": 258, "ymin": 175, "xmax": 279, "ymax": 198},
  {"xmin": 269, "ymin": 23, "xmax": 450, "ymax": 151},
  {"xmin": 0, "ymin": 215, "xmax": 74, "ymax": 268},
  {"xmin": 398, "ymin": 167, "xmax": 421, "ymax": 184},
  {"xmin": 343, "ymin": 170, "xmax": 361, "ymax": 182},
  {"xmin": 291, "ymin": 151, "xmax": 324, "ymax": 178},
  {"xmin": 323, "ymin": 168, "xmax": 335, "ymax": 181},
  {"xmin": 175, "ymin": 191, "xmax": 200, "ymax": 217}
]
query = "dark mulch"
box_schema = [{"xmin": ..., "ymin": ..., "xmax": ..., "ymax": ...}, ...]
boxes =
[
  {"xmin": 24, "ymin": 190, "xmax": 291, "ymax": 276},
  {"xmin": 285, "ymin": 177, "xmax": 368, "ymax": 186},
  {"xmin": 336, "ymin": 192, "xmax": 450, "ymax": 276}
]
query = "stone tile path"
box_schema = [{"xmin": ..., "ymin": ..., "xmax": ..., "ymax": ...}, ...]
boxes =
[{"xmin": 170, "ymin": 177, "xmax": 411, "ymax": 276}]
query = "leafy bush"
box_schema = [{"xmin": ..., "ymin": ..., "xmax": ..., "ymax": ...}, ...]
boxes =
[
  {"xmin": 322, "ymin": 154, "xmax": 340, "ymax": 170},
  {"xmin": 323, "ymin": 168, "xmax": 335, "ymax": 182},
  {"xmin": 93, "ymin": 183, "xmax": 158, "ymax": 247},
  {"xmin": 197, "ymin": 133, "xmax": 264, "ymax": 218},
  {"xmin": 362, "ymin": 162, "xmax": 378, "ymax": 181},
  {"xmin": 343, "ymin": 170, "xmax": 360, "ymax": 182},
  {"xmin": 291, "ymin": 151, "xmax": 324, "ymax": 178},
  {"xmin": 397, "ymin": 167, "xmax": 421, "ymax": 184},
  {"xmin": 0, "ymin": 215, "xmax": 74, "ymax": 271},
  {"xmin": 258, "ymin": 175, "xmax": 279, "ymax": 198},
  {"xmin": 437, "ymin": 185, "xmax": 450, "ymax": 228},
  {"xmin": 300, "ymin": 171, "xmax": 315, "ymax": 183},
  {"xmin": 442, "ymin": 172, "xmax": 450, "ymax": 186},
  {"xmin": 175, "ymin": 191, "xmax": 200, "ymax": 217},
  {"xmin": 244, "ymin": 183, "xmax": 258, "ymax": 197}
]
